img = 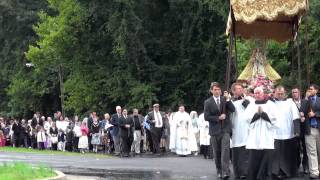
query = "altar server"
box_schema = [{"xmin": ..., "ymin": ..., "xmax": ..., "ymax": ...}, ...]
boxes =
[{"xmin": 245, "ymin": 87, "xmax": 278, "ymax": 180}]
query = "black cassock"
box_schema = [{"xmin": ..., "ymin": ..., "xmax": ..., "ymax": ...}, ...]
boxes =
[
  {"xmin": 272, "ymin": 138, "xmax": 298, "ymax": 177},
  {"xmin": 248, "ymin": 149, "xmax": 273, "ymax": 180},
  {"xmin": 232, "ymin": 146, "xmax": 249, "ymax": 177},
  {"xmin": 119, "ymin": 116, "xmax": 134, "ymax": 156}
]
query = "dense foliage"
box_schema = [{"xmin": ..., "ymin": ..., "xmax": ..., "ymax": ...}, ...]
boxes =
[{"xmin": 0, "ymin": 0, "xmax": 319, "ymax": 117}]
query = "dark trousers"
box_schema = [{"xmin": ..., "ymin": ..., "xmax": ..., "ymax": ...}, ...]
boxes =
[
  {"xmin": 200, "ymin": 145, "xmax": 210, "ymax": 158},
  {"xmin": 31, "ymin": 135, "xmax": 37, "ymax": 149},
  {"xmin": 211, "ymin": 133, "xmax": 230, "ymax": 176},
  {"xmin": 297, "ymin": 132, "xmax": 308, "ymax": 171},
  {"xmin": 38, "ymin": 142, "xmax": 45, "ymax": 150},
  {"xmin": 232, "ymin": 146, "xmax": 249, "ymax": 177},
  {"xmin": 209, "ymin": 140, "xmax": 214, "ymax": 159},
  {"xmin": 73, "ymin": 137, "xmax": 79, "ymax": 152},
  {"xmin": 151, "ymin": 127, "xmax": 162, "ymax": 154},
  {"xmin": 88, "ymin": 135, "xmax": 92, "ymax": 151},
  {"xmin": 20, "ymin": 135, "xmax": 28, "ymax": 148},
  {"xmin": 13, "ymin": 134, "xmax": 20, "ymax": 147},
  {"xmin": 52, "ymin": 143, "xmax": 57, "ymax": 150},
  {"xmin": 27, "ymin": 135, "xmax": 31, "ymax": 147},
  {"xmin": 140, "ymin": 139, "xmax": 144, "ymax": 153},
  {"xmin": 247, "ymin": 149, "xmax": 273, "ymax": 180},
  {"xmin": 66, "ymin": 142, "xmax": 73, "ymax": 152},
  {"xmin": 120, "ymin": 135, "xmax": 133, "ymax": 156},
  {"xmin": 146, "ymin": 129, "xmax": 153, "ymax": 152},
  {"xmin": 272, "ymin": 138, "xmax": 298, "ymax": 177}
]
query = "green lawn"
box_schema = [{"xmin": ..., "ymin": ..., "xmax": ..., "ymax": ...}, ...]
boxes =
[
  {"xmin": 0, "ymin": 146, "xmax": 111, "ymax": 158},
  {"xmin": 0, "ymin": 162, "xmax": 55, "ymax": 180}
]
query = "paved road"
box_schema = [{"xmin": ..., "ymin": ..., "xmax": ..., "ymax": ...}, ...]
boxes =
[
  {"xmin": 0, "ymin": 152, "xmax": 311, "ymax": 179},
  {"xmin": 0, "ymin": 152, "xmax": 215, "ymax": 179}
]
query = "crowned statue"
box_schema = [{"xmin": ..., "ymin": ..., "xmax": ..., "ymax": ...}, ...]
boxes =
[{"xmin": 237, "ymin": 40, "xmax": 281, "ymax": 93}]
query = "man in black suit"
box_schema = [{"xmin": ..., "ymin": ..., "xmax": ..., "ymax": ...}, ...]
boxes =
[
  {"xmin": 119, "ymin": 109, "xmax": 134, "ymax": 157},
  {"xmin": 304, "ymin": 84, "xmax": 320, "ymax": 179},
  {"xmin": 204, "ymin": 82, "xmax": 235, "ymax": 179},
  {"xmin": 111, "ymin": 106, "xmax": 122, "ymax": 156},
  {"xmin": 146, "ymin": 103, "xmax": 167, "ymax": 155}
]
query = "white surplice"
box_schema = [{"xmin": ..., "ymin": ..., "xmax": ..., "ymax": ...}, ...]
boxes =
[
  {"xmin": 274, "ymin": 98, "xmax": 300, "ymax": 140},
  {"xmin": 169, "ymin": 111, "xmax": 198, "ymax": 155},
  {"xmin": 231, "ymin": 96, "xmax": 254, "ymax": 148},
  {"xmin": 245, "ymin": 100, "xmax": 279, "ymax": 150}
]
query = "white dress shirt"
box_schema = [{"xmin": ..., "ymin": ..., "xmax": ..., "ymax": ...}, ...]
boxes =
[{"xmin": 154, "ymin": 111, "xmax": 163, "ymax": 128}]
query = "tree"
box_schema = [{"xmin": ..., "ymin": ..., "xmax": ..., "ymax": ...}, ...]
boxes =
[
  {"xmin": 0, "ymin": 0, "xmax": 47, "ymax": 117},
  {"xmin": 4, "ymin": 0, "xmax": 319, "ymax": 118}
]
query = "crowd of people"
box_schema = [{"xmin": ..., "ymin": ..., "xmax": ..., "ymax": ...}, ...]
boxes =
[
  {"xmin": 0, "ymin": 103, "xmax": 211, "ymax": 158},
  {"xmin": 0, "ymin": 82, "xmax": 319, "ymax": 180}
]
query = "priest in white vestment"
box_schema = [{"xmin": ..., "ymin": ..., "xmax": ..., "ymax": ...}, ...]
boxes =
[
  {"xmin": 271, "ymin": 86, "xmax": 300, "ymax": 178},
  {"xmin": 245, "ymin": 87, "xmax": 279, "ymax": 180},
  {"xmin": 230, "ymin": 83, "xmax": 254, "ymax": 179},
  {"xmin": 169, "ymin": 105, "xmax": 198, "ymax": 156}
]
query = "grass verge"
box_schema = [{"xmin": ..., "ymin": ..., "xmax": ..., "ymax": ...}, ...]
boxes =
[
  {"xmin": 0, "ymin": 146, "xmax": 111, "ymax": 158},
  {"xmin": 0, "ymin": 162, "xmax": 55, "ymax": 180}
]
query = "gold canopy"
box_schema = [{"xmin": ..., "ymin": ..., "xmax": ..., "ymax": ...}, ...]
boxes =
[{"xmin": 226, "ymin": 0, "xmax": 308, "ymax": 42}]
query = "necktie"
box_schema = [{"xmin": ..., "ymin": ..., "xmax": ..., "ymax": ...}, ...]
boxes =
[
  {"xmin": 312, "ymin": 97, "xmax": 316, "ymax": 105},
  {"xmin": 310, "ymin": 97, "xmax": 317, "ymax": 127},
  {"xmin": 216, "ymin": 98, "xmax": 220, "ymax": 110}
]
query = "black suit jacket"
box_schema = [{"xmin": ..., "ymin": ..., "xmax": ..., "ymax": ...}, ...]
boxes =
[
  {"xmin": 31, "ymin": 118, "xmax": 38, "ymax": 129},
  {"xmin": 110, "ymin": 113, "xmax": 122, "ymax": 136},
  {"xmin": 304, "ymin": 96, "xmax": 320, "ymax": 135},
  {"xmin": 118, "ymin": 116, "xmax": 134, "ymax": 139},
  {"xmin": 146, "ymin": 111, "xmax": 167, "ymax": 130},
  {"xmin": 204, "ymin": 96, "xmax": 235, "ymax": 136}
]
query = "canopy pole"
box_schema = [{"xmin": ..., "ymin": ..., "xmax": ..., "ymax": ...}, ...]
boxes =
[
  {"xmin": 304, "ymin": 9, "xmax": 311, "ymax": 86},
  {"xmin": 292, "ymin": 16, "xmax": 302, "ymax": 91},
  {"xmin": 231, "ymin": 7, "xmax": 238, "ymax": 81},
  {"xmin": 226, "ymin": 31, "xmax": 234, "ymax": 91},
  {"xmin": 296, "ymin": 35, "xmax": 302, "ymax": 91},
  {"xmin": 225, "ymin": 5, "xmax": 236, "ymax": 91}
]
